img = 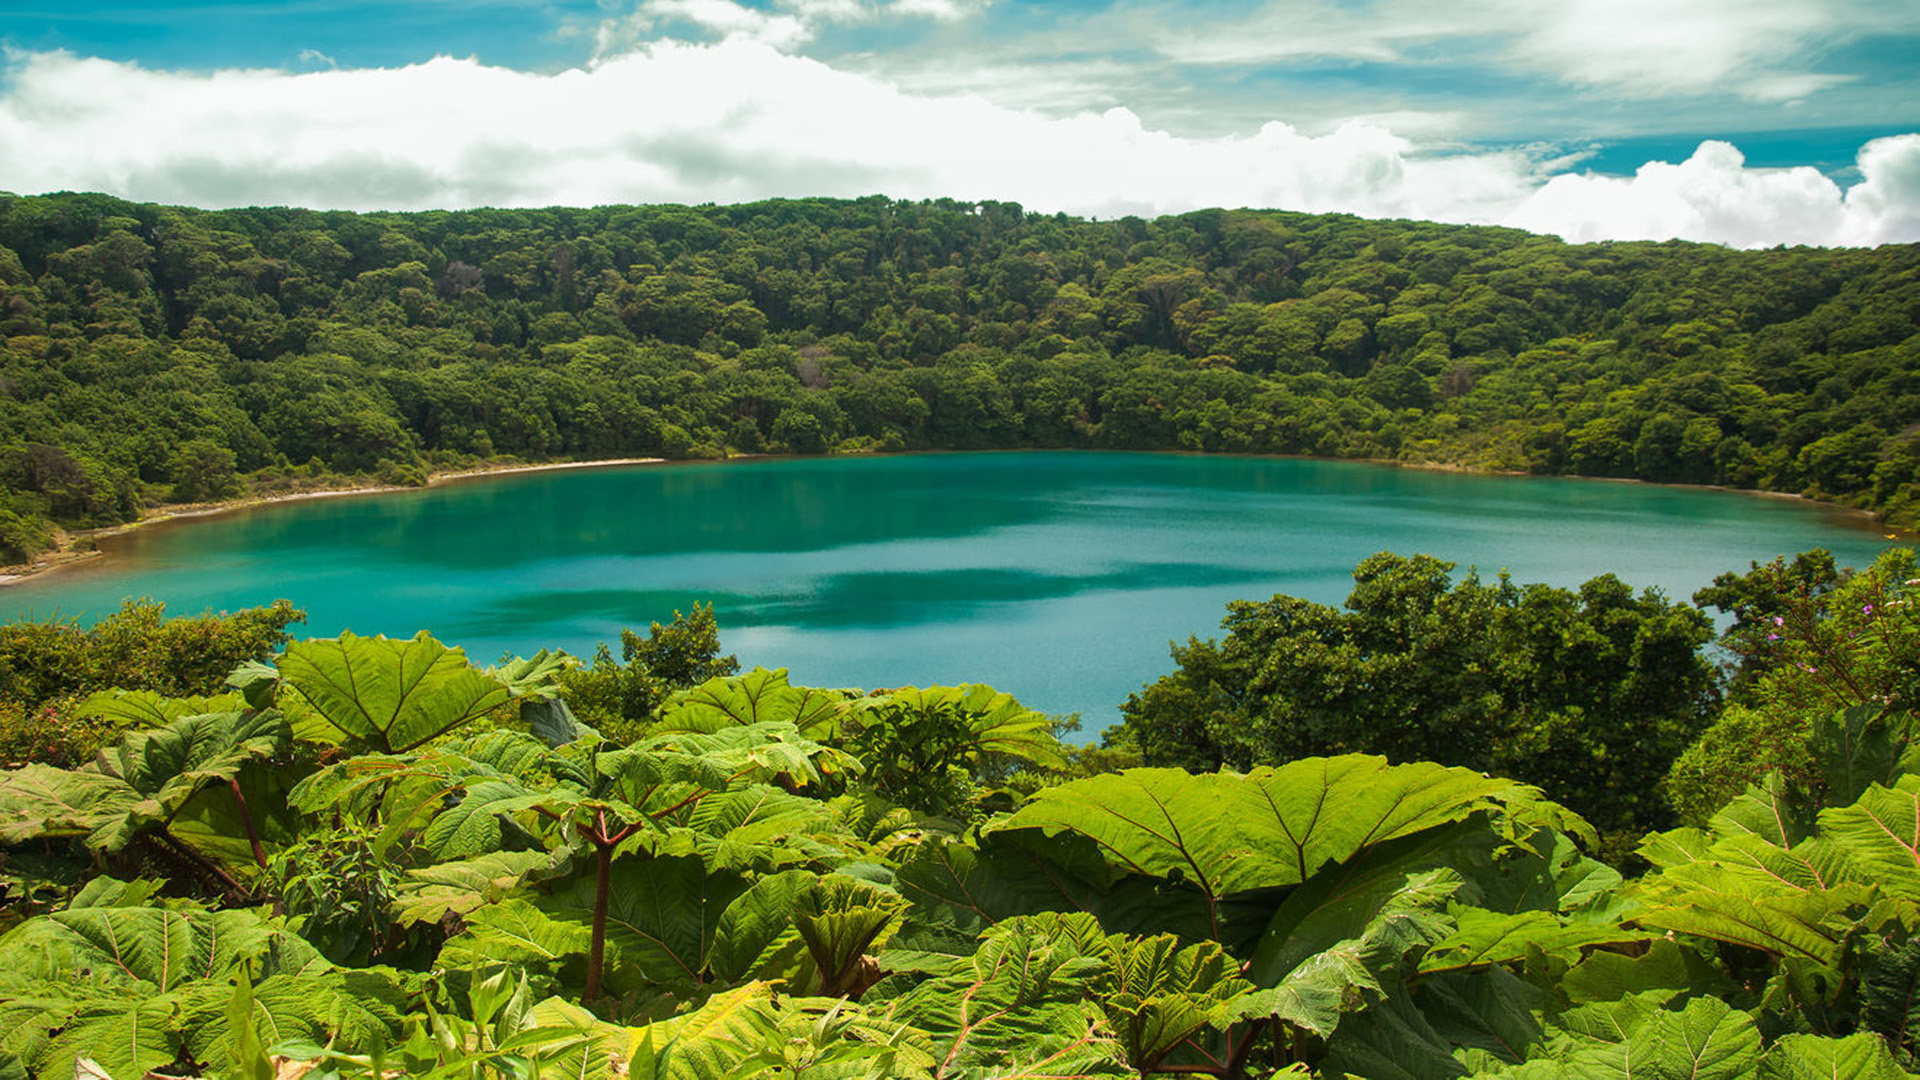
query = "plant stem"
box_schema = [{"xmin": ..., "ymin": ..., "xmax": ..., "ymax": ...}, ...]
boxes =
[
  {"xmin": 229, "ymin": 776, "xmax": 268, "ymax": 869},
  {"xmin": 584, "ymin": 813, "xmax": 613, "ymax": 1002}
]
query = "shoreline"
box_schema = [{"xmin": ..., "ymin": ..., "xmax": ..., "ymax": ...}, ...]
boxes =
[
  {"xmin": 0, "ymin": 457, "xmax": 664, "ymax": 586},
  {"xmin": 0, "ymin": 448, "xmax": 1902, "ymax": 587}
]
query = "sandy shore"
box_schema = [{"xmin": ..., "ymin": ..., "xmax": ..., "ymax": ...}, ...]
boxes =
[{"xmin": 0, "ymin": 457, "xmax": 664, "ymax": 586}]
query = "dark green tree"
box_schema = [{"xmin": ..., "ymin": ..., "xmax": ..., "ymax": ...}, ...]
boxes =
[{"xmin": 1110, "ymin": 552, "xmax": 1718, "ymax": 842}]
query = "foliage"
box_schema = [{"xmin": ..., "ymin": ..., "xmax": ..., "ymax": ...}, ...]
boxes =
[
  {"xmin": 1672, "ymin": 546, "xmax": 1920, "ymax": 821},
  {"xmin": 0, "ymin": 599, "xmax": 303, "ymax": 765},
  {"xmin": 1113, "ymin": 552, "xmax": 1718, "ymax": 842},
  {"xmin": 271, "ymin": 822, "xmax": 408, "ymax": 967},
  {"xmin": 3, "ymin": 192, "xmax": 1918, "ymax": 561},
  {"xmin": 8, "ymin": 596, "xmax": 1920, "ymax": 1076},
  {"xmin": 560, "ymin": 604, "xmax": 739, "ymax": 739},
  {"xmin": 840, "ymin": 683, "xmax": 1069, "ymax": 818}
]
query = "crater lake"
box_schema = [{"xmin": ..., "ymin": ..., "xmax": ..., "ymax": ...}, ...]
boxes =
[{"xmin": 2, "ymin": 451, "xmax": 1897, "ymax": 728}]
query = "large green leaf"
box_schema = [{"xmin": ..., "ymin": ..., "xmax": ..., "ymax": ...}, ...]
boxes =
[
  {"xmin": 96, "ymin": 708, "xmax": 290, "ymax": 800},
  {"xmin": 1239, "ymin": 867, "xmax": 1455, "ymax": 1046},
  {"xmin": 637, "ymin": 721, "xmax": 862, "ymax": 789},
  {"xmin": 887, "ymin": 912, "xmax": 1120, "ymax": 1078},
  {"xmin": 167, "ymin": 761, "xmax": 308, "ymax": 874},
  {"xmin": 1317, "ymin": 981, "xmax": 1475, "ymax": 1080},
  {"xmin": 707, "ymin": 871, "xmax": 813, "ymax": 985},
  {"xmin": 279, "ymin": 631, "xmax": 515, "ymax": 753},
  {"xmin": 850, "ymin": 684, "xmax": 1069, "ymax": 770},
  {"xmin": 0, "ymin": 764, "xmax": 140, "ymax": 843},
  {"xmin": 665, "ymin": 784, "xmax": 840, "ymax": 870},
  {"xmin": 0, "ymin": 708, "xmax": 290, "ymax": 857},
  {"xmin": 1709, "ymin": 772, "xmax": 1816, "ymax": 852},
  {"xmin": 1241, "ymin": 941, "xmax": 1382, "ymax": 1040},
  {"xmin": 1100, "ymin": 932, "xmax": 1251, "ymax": 1072},
  {"xmin": 391, "ymin": 849, "xmax": 569, "ymax": 925},
  {"xmin": 896, "ymin": 832, "xmax": 1112, "ymax": 936},
  {"xmin": 1821, "ymin": 776, "xmax": 1920, "ymax": 900},
  {"xmin": 539, "ymin": 856, "xmax": 751, "ymax": 989},
  {"xmin": 1418, "ymin": 968, "xmax": 1549, "ymax": 1071},
  {"xmin": 1861, "ymin": 936, "xmax": 1920, "ymax": 1064},
  {"xmin": 1448, "ymin": 828, "xmax": 1622, "ymax": 916},
  {"xmin": 0, "ymin": 906, "xmax": 324, "ymax": 992},
  {"xmin": 655, "ymin": 668, "xmax": 849, "ymax": 739},
  {"xmin": 1559, "ymin": 939, "xmax": 1731, "ymax": 1006},
  {"xmin": 418, "ymin": 779, "xmax": 553, "ymax": 860},
  {"xmin": 1249, "ymin": 830, "xmax": 1473, "ymax": 984},
  {"xmin": 179, "ymin": 970, "xmax": 404, "ymax": 1072},
  {"xmin": 87, "ymin": 708, "xmax": 292, "ymax": 853},
  {"xmin": 996, "ymin": 758, "xmax": 1531, "ymax": 942},
  {"xmin": 74, "ymin": 689, "xmax": 248, "ymax": 730},
  {"xmin": 1554, "ymin": 993, "xmax": 1763, "ymax": 1080},
  {"xmin": 791, "ymin": 875, "xmax": 908, "ymax": 997},
  {"xmin": 36, "ymin": 994, "xmax": 185, "ymax": 1080},
  {"xmin": 442, "ymin": 899, "xmax": 596, "ymax": 968},
  {"xmin": 1634, "ymin": 861, "xmax": 1868, "ymax": 965},
  {"xmin": 1758, "ymin": 1032, "xmax": 1913, "ymax": 1079},
  {"xmin": 1417, "ymin": 909, "xmax": 1655, "ymax": 976},
  {"xmin": 1811, "ymin": 706, "xmax": 1912, "ymax": 811}
]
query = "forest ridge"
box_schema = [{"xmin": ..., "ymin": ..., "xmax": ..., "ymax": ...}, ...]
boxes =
[{"xmin": 2, "ymin": 191, "xmax": 1917, "ymax": 561}]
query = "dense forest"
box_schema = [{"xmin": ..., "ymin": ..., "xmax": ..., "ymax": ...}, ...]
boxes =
[
  {"xmin": 0, "ymin": 544, "xmax": 1917, "ymax": 1078},
  {"xmin": 2, "ymin": 191, "xmax": 1918, "ymax": 562}
]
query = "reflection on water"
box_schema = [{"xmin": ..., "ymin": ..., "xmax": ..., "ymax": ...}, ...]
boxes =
[{"xmin": 4, "ymin": 452, "xmax": 1894, "ymax": 729}]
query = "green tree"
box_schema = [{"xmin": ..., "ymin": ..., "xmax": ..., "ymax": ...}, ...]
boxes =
[
  {"xmin": 166, "ymin": 438, "xmax": 239, "ymax": 503},
  {"xmin": 1111, "ymin": 552, "xmax": 1717, "ymax": 841},
  {"xmin": 560, "ymin": 605, "xmax": 740, "ymax": 738}
]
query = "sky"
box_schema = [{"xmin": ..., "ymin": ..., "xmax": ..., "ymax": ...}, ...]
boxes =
[{"xmin": 0, "ymin": 0, "xmax": 1917, "ymax": 248}]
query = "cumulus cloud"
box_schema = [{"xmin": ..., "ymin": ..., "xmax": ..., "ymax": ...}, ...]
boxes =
[
  {"xmin": 0, "ymin": 45, "xmax": 1912, "ymax": 248},
  {"xmin": 1504, "ymin": 138, "xmax": 1920, "ymax": 247}
]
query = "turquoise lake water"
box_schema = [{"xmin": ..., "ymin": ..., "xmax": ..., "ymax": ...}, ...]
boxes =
[{"xmin": 1, "ymin": 452, "xmax": 1898, "ymax": 730}]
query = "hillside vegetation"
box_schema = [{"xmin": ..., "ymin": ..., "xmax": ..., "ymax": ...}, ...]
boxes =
[{"xmin": 2, "ymin": 192, "xmax": 1918, "ymax": 561}]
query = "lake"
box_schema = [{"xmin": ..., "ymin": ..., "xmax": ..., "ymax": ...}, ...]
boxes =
[{"xmin": 1, "ymin": 452, "xmax": 1897, "ymax": 731}]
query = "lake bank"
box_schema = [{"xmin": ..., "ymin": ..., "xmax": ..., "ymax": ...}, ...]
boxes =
[
  {"xmin": 0, "ymin": 456, "xmax": 665, "ymax": 586},
  {"xmin": 1, "ymin": 447, "xmax": 1899, "ymax": 590}
]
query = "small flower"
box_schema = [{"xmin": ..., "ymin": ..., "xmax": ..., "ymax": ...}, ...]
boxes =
[{"xmin": 1773, "ymin": 616, "xmax": 1786, "ymax": 626}]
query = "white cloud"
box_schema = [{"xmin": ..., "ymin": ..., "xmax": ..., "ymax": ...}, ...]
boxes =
[
  {"xmin": 1498, "ymin": 0, "xmax": 1831, "ymax": 99},
  {"xmin": 1151, "ymin": 0, "xmax": 1892, "ymax": 107},
  {"xmin": 0, "ymin": 46, "xmax": 1912, "ymax": 248},
  {"xmin": 1837, "ymin": 135, "xmax": 1920, "ymax": 246},
  {"xmin": 590, "ymin": 0, "xmax": 987, "ymax": 57},
  {"xmin": 1503, "ymin": 139, "xmax": 1920, "ymax": 248},
  {"xmin": 596, "ymin": 0, "xmax": 814, "ymax": 55}
]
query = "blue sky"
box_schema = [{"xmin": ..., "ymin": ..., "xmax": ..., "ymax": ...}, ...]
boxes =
[{"xmin": 2, "ymin": 0, "xmax": 1917, "ymax": 246}]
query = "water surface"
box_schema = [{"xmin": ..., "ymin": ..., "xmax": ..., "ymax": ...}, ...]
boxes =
[{"xmin": 3, "ymin": 453, "xmax": 1895, "ymax": 728}]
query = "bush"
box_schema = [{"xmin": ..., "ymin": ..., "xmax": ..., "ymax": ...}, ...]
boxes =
[
  {"xmin": 0, "ymin": 599, "xmax": 306, "ymax": 750},
  {"xmin": 560, "ymin": 603, "xmax": 739, "ymax": 741},
  {"xmin": 1111, "ymin": 552, "xmax": 1719, "ymax": 842}
]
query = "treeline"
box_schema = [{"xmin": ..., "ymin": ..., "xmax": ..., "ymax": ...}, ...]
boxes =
[{"xmin": 2, "ymin": 191, "xmax": 1918, "ymax": 559}]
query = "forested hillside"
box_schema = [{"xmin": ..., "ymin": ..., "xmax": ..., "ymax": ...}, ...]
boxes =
[{"xmin": 2, "ymin": 191, "xmax": 1918, "ymax": 561}]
